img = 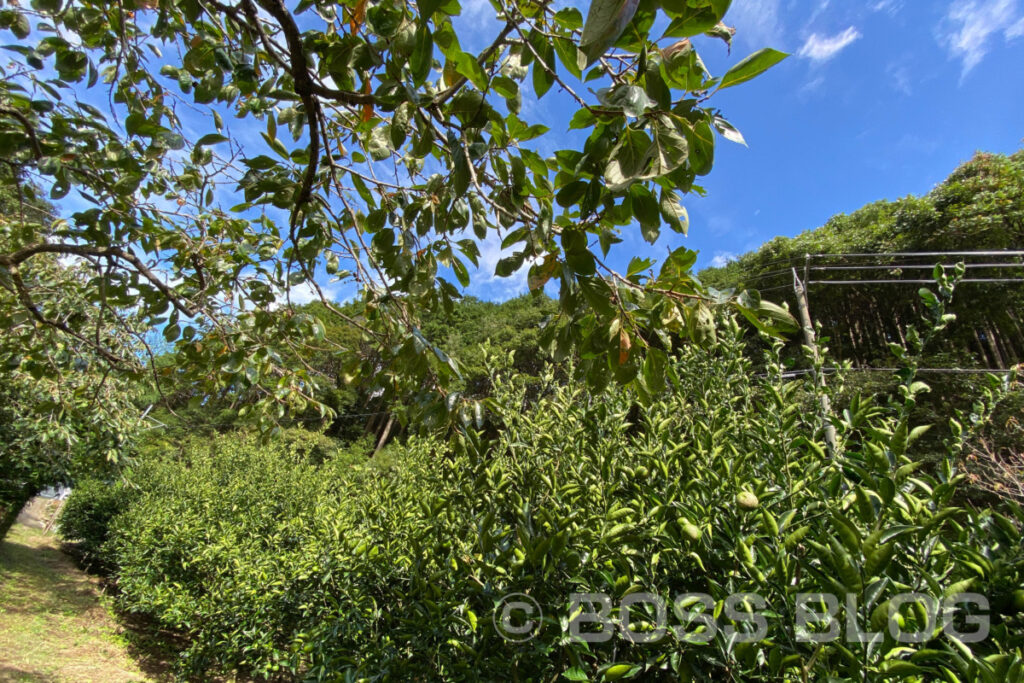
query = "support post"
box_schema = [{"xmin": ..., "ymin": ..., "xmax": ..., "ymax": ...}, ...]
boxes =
[{"xmin": 793, "ymin": 268, "xmax": 838, "ymax": 455}]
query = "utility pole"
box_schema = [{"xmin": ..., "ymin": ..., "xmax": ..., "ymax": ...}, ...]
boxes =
[{"xmin": 793, "ymin": 267, "xmax": 838, "ymax": 455}]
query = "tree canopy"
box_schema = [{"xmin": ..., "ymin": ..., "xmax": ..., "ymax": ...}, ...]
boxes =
[{"xmin": 0, "ymin": 0, "xmax": 793, "ymax": 435}]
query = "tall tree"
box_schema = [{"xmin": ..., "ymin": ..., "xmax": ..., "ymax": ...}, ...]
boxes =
[
  {"xmin": 0, "ymin": 170, "xmax": 141, "ymax": 530},
  {"xmin": 0, "ymin": 0, "xmax": 793, "ymax": 432}
]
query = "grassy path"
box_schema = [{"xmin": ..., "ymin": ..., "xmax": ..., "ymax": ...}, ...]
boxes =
[{"xmin": 0, "ymin": 522, "xmax": 164, "ymax": 682}]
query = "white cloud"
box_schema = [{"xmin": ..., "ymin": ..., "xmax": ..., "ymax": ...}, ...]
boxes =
[
  {"xmin": 798, "ymin": 26, "xmax": 862, "ymax": 61},
  {"xmin": 799, "ymin": 75, "xmax": 826, "ymax": 95},
  {"xmin": 886, "ymin": 62, "xmax": 913, "ymax": 95},
  {"xmin": 710, "ymin": 252, "xmax": 737, "ymax": 268},
  {"xmin": 870, "ymin": 0, "xmax": 903, "ymax": 15},
  {"xmin": 941, "ymin": 0, "xmax": 1024, "ymax": 76},
  {"xmin": 1007, "ymin": 15, "xmax": 1024, "ymax": 37},
  {"xmin": 726, "ymin": 0, "xmax": 785, "ymax": 48},
  {"xmin": 465, "ymin": 230, "xmax": 538, "ymax": 301},
  {"xmin": 274, "ymin": 280, "xmax": 346, "ymax": 308}
]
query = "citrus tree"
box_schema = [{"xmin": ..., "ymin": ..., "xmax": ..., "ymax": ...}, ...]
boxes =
[{"xmin": 0, "ymin": 0, "xmax": 792, "ymax": 430}]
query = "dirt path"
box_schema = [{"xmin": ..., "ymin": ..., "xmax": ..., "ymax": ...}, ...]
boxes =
[{"xmin": 0, "ymin": 522, "xmax": 165, "ymax": 682}]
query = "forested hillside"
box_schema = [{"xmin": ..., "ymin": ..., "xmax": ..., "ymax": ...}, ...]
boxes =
[
  {"xmin": 145, "ymin": 151, "xmax": 1024, "ymax": 464},
  {"xmin": 700, "ymin": 151, "xmax": 1024, "ymax": 370}
]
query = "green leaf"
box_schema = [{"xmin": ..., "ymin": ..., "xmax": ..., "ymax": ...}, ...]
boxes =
[
  {"xmin": 196, "ymin": 133, "xmax": 229, "ymax": 147},
  {"xmin": 31, "ymin": 0, "xmax": 63, "ymax": 13},
  {"xmin": 419, "ymin": 0, "xmax": 443, "ymax": 20},
  {"xmin": 557, "ymin": 180, "xmax": 588, "ymax": 208},
  {"xmin": 563, "ymin": 230, "xmax": 596, "ymax": 276},
  {"xmin": 626, "ymin": 256, "xmax": 653, "ymax": 278},
  {"xmin": 659, "ymin": 189, "xmax": 688, "ymax": 235},
  {"xmin": 159, "ymin": 132, "xmax": 186, "ymax": 151},
  {"xmin": 630, "ymin": 184, "xmax": 660, "ymax": 243},
  {"xmin": 366, "ymin": 125, "xmax": 393, "ymax": 161},
  {"xmin": 597, "ymin": 84, "xmax": 653, "ymax": 118},
  {"xmin": 718, "ymin": 48, "xmax": 788, "ymax": 90},
  {"xmin": 553, "ymin": 37, "xmax": 582, "ymax": 79},
  {"xmin": 712, "ymin": 116, "xmax": 746, "ymax": 146},
  {"xmin": 495, "ymin": 252, "xmax": 525, "ymax": 277},
  {"xmin": 553, "ymin": 7, "xmax": 583, "ymax": 30},
  {"xmin": 683, "ymin": 119, "xmax": 714, "ymax": 176},
  {"xmin": 663, "ymin": 6, "xmax": 720, "ymax": 39},
  {"xmin": 658, "ymin": 246, "xmax": 696, "ymax": 281},
  {"xmin": 455, "ymin": 51, "xmax": 488, "ymax": 90},
  {"xmin": 604, "ymin": 128, "xmax": 652, "ymax": 188},
  {"xmin": 54, "ymin": 48, "xmax": 87, "ymax": 81},
  {"xmin": 532, "ymin": 38, "xmax": 556, "ymax": 98},
  {"xmin": 569, "ymin": 108, "xmax": 598, "ymax": 130},
  {"xmin": 261, "ymin": 131, "xmax": 290, "ymax": 159},
  {"xmin": 409, "ymin": 24, "xmax": 433, "ymax": 86},
  {"xmin": 580, "ymin": 0, "xmax": 640, "ymax": 67},
  {"xmin": 12, "ymin": 11, "xmax": 30, "ymax": 39},
  {"xmin": 491, "ymin": 76, "xmax": 519, "ymax": 99},
  {"xmin": 452, "ymin": 257, "xmax": 470, "ymax": 287},
  {"xmin": 757, "ymin": 300, "xmax": 798, "ymax": 333},
  {"xmin": 648, "ymin": 116, "xmax": 689, "ymax": 177},
  {"xmin": 643, "ymin": 347, "xmax": 667, "ymax": 394},
  {"xmin": 391, "ymin": 102, "xmax": 413, "ymax": 148}
]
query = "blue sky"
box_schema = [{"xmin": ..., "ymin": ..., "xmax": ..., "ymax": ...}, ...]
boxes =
[{"xmin": 670, "ymin": 0, "xmax": 1024, "ymax": 271}]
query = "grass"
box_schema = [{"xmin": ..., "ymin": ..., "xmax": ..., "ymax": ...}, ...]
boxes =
[{"xmin": 0, "ymin": 521, "xmax": 170, "ymax": 682}]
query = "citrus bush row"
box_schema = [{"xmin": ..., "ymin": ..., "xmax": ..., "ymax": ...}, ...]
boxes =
[{"xmin": 63, "ymin": 323, "xmax": 1023, "ymax": 681}]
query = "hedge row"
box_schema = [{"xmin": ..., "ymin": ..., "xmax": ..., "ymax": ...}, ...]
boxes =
[{"xmin": 62, "ymin": 328, "xmax": 1024, "ymax": 681}]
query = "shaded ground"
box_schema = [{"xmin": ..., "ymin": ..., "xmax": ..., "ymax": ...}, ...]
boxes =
[{"xmin": 0, "ymin": 521, "xmax": 173, "ymax": 683}]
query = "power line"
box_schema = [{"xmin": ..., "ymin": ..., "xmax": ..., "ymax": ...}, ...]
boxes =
[
  {"xmin": 808, "ymin": 278, "xmax": 1024, "ymax": 285},
  {"xmin": 770, "ymin": 367, "xmax": 1017, "ymax": 379},
  {"xmin": 806, "ymin": 250, "xmax": 1024, "ymax": 259},
  {"xmin": 809, "ymin": 263, "xmax": 1024, "ymax": 271},
  {"xmin": 733, "ymin": 252, "xmax": 1024, "ymax": 285}
]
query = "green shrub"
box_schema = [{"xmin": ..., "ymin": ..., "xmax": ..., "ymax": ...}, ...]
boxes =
[
  {"xmin": 58, "ymin": 477, "xmax": 137, "ymax": 571},
  {"xmin": 102, "ymin": 317, "xmax": 1024, "ymax": 681},
  {"xmin": 274, "ymin": 426, "xmax": 352, "ymax": 465}
]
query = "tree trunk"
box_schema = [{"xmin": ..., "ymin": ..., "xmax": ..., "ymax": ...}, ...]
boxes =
[
  {"xmin": 985, "ymin": 323, "xmax": 1006, "ymax": 368},
  {"xmin": 373, "ymin": 414, "xmax": 395, "ymax": 456}
]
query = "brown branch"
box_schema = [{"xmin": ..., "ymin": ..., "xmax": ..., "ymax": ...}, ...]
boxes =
[
  {"xmin": 309, "ymin": 82, "xmax": 376, "ymax": 106},
  {"xmin": 7, "ymin": 265, "xmax": 132, "ymax": 367},
  {"xmin": 254, "ymin": 0, "xmax": 322, "ymax": 228},
  {"xmin": 0, "ymin": 106, "xmax": 43, "ymax": 160},
  {"xmin": 432, "ymin": 17, "xmax": 520, "ymax": 106},
  {"xmin": 0, "ymin": 242, "xmax": 200, "ymax": 317}
]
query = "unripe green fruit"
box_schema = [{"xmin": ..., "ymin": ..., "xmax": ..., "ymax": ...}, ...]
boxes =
[
  {"xmin": 1012, "ymin": 589, "xmax": 1024, "ymax": 612},
  {"xmin": 736, "ymin": 491, "xmax": 759, "ymax": 510},
  {"xmin": 679, "ymin": 520, "xmax": 701, "ymax": 541}
]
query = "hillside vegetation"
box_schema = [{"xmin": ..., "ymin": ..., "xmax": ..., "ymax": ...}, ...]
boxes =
[{"xmin": 700, "ymin": 151, "xmax": 1024, "ymax": 370}]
